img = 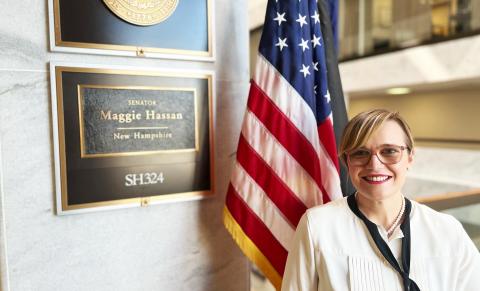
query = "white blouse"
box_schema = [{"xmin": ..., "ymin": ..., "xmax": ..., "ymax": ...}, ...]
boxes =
[{"xmin": 281, "ymin": 197, "xmax": 480, "ymax": 291}]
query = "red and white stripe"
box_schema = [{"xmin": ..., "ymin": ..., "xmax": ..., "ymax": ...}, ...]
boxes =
[{"xmin": 225, "ymin": 53, "xmax": 343, "ymax": 278}]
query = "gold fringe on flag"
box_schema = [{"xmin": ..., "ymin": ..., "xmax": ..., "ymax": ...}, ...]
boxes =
[{"xmin": 223, "ymin": 207, "xmax": 282, "ymax": 290}]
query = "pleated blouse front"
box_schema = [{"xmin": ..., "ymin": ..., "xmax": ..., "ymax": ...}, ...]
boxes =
[{"xmin": 281, "ymin": 197, "xmax": 480, "ymax": 291}]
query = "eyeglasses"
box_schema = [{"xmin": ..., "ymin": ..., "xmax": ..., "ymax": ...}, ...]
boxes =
[{"xmin": 346, "ymin": 145, "xmax": 409, "ymax": 166}]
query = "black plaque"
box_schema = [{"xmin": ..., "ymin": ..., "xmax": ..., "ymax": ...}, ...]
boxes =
[
  {"xmin": 79, "ymin": 86, "xmax": 198, "ymax": 157},
  {"xmin": 50, "ymin": 0, "xmax": 213, "ymax": 59},
  {"xmin": 51, "ymin": 65, "xmax": 214, "ymax": 214}
]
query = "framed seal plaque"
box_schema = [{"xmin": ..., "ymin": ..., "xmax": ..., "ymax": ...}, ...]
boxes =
[
  {"xmin": 48, "ymin": 0, "xmax": 214, "ymax": 61},
  {"xmin": 102, "ymin": 0, "xmax": 179, "ymax": 26},
  {"xmin": 50, "ymin": 62, "xmax": 215, "ymax": 214}
]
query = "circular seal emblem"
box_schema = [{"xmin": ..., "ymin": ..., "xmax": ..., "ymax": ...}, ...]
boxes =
[{"xmin": 103, "ymin": 0, "xmax": 179, "ymax": 26}]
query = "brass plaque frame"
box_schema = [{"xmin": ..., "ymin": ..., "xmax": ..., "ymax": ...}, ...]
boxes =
[
  {"xmin": 50, "ymin": 62, "xmax": 215, "ymax": 215},
  {"xmin": 48, "ymin": 0, "xmax": 214, "ymax": 61}
]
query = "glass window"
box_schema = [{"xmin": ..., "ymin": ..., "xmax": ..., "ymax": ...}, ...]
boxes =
[{"xmin": 339, "ymin": 0, "xmax": 480, "ymax": 60}]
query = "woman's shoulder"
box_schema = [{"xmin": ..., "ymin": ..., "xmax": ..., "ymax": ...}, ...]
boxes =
[
  {"xmin": 300, "ymin": 197, "xmax": 360, "ymax": 250},
  {"xmin": 304, "ymin": 196, "xmax": 352, "ymax": 223},
  {"xmin": 411, "ymin": 200, "xmax": 462, "ymax": 228}
]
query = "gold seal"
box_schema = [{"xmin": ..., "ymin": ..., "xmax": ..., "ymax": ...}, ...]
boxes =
[{"xmin": 103, "ymin": 0, "xmax": 179, "ymax": 26}]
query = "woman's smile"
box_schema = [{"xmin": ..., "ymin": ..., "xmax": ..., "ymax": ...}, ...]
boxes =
[{"xmin": 362, "ymin": 174, "xmax": 392, "ymax": 184}]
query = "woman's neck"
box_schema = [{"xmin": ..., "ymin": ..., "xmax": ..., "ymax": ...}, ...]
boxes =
[{"xmin": 356, "ymin": 192, "xmax": 404, "ymax": 230}]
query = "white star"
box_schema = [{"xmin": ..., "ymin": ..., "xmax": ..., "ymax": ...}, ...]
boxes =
[
  {"xmin": 311, "ymin": 11, "xmax": 320, "ymax": 24},
  {"xmin": 273, "ymin": 12, "xmax": 287, "ymax": 26},
  {"xmin": 312, "ymin": 61, "xmax": 319, "ymax": 71},
  {"xmin": 298, "ymin": 38, "xmax": 309, "ymax": 52},
  {"xmin": 311, "ymin": 34, "xmax": 322, "ymax": 48},
  {"xmin": 299, "ymin": 64, "xmax": 310, "ymax": 78},
  {"xmin": 324, "ymin": 90, "xmax": 331, "ymax": 103},
  {"xmin": 314, "ymin": 85, "xmax": 318, "ymax": 94},
  {"xmin": 275, "ymin": 37, "xmax": 288, "ymax": 51},
  {"xmin": 296, "ymin": 14, "xmax": 308, "ymax": 28}
]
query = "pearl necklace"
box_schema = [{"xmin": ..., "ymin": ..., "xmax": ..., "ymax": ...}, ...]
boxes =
[{"xmin": 386, "ymin": 196, "xmax": 405, "ymax": 237}]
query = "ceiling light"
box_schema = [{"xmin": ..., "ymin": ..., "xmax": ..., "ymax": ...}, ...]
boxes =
[{"xmin": 386, "ymin": 87, "xmax": 411, "ymax": 95}]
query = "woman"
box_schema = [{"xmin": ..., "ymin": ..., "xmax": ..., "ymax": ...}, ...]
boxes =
[{"xmin": 281, "ymin": 109, "xmax": 480, "ymax": 291}]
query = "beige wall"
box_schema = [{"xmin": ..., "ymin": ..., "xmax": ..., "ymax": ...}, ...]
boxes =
[{"xmin": 348, "ymin": 89, "xmax": 480, "ymax": 149}]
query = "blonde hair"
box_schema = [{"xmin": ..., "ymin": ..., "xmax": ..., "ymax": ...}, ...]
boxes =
[{"xmin": 339, "ymin": 109, "xmax": 414, "ymax": 165}]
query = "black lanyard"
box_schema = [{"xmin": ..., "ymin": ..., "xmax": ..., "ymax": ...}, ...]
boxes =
[{"xmin": 347, "ymin": 195, "xmax": 420, "ymax": 291}]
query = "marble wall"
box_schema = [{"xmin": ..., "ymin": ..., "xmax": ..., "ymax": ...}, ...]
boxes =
[
  {"xmin": 0, "ymin": 1, "xmax": 250, "ymax": 291},
  {"xmin": 404, "ymin": 147, "xmax": 480, "ymax": 199}
]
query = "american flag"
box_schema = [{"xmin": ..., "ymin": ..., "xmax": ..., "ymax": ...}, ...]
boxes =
[{"xmin": 223, "ymin": 0, "xmax": 343, "ymax": 288}]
